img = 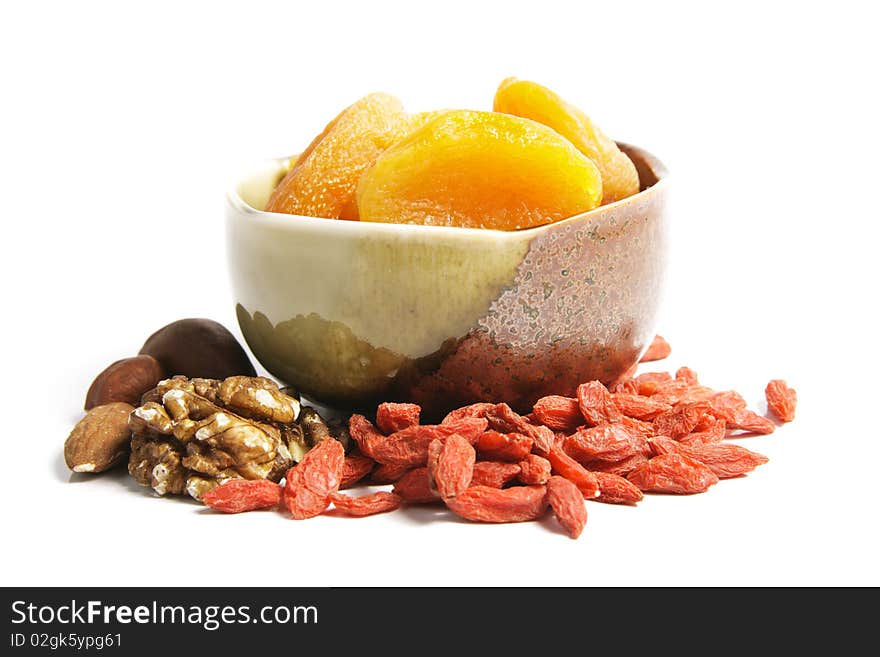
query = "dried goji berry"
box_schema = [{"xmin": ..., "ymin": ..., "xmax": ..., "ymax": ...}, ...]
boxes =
[
  {"xmin": 441, "ymin": 402, "xmax": 495, "ymax": 424},
  {"xmin": 639, "ymin": 335, "xmax": 671, "ymax": 362},
  {"xmin": 583, "ymin": 452, "xmax": 649, "ymax": 477},
  {"xmin": 707, "ymin": 390, "xmax": 748, "ymax": 425},
  {"xmin": 484, "ymin": 403, "xmax": 554, "ymax": 454},
  {"xmin": 429, "ymin": 434, "xmax": 475, "ymax": 500},
  {"xmin": 635, "ymin": 371, "xmax": 673, "ymax": 396},
  {"xmin": 674, "ymin": 366, "xmax": 699, "ymax": 385},
  {"xmin": 730, "ymin": 409, "xmax": 775, "ymax": 435},
  {"xmin": 517, "ymin": 454, "xmax": 552, "ymax": 485},
  {"xmin": 526, "ymin": 424, "xmax": 555, "ymax": 456},
  {"xmin": 593, "ymin": 472, "xmax": 643, "ymax": 505},
  {"xmin": 626, "ymin": 453, "xmax": 719, "ymax": 494},
  {"xmin": 611, "ymin": 378, "xmax": 640, "ymax": 395},
  {"xmin": 532, "ymin": 395, "xmax": 581, "ymax": 432},
  {"xmin": 370, "ymin": 417, "xmax": 488, "ymax": 466},
  {"xmin": 445, "ymin": 485, "xmax": 548, "ymax": 523},
  {"xmin": 426, "ymin": 437, "xmax": 442, "ymax": 476},
  {"xmin": 678, "ymin": 418, "xmax": 727, "ymax": 446},
  {"xmin": 348, "ymin": 414, "xmax": 384, "ymax": 459},
  {"xmin": 619, "ymin": 415, "xmax": 656, "ymax": 440},
  {"xmin": 202, "ymin": 479, "xmax": 282, "ymax": 514},
  {"xmin": 693, "ymin": 442, "xmax": 768, "ymax": 479},
  {"xmin": 611, "ymin": 393, "xmax": 672, "ymax": 421},
  {"xmin": 546, "ymin": 445, "xmax": 600, "ymax": 498},
  {"xmin": 339, "ymin": 453, "xmax": 375, "ymax": 489},
  {"xmin": 577, "ymin": 380, "xmax": 623, "ymax": 426},
  {"xmin": 691, "ymin": 411, "xmax": 720, "ymax": 433},
  {"xmin": 547, "ymin": 476, "xmax": 587, "ymax": 539},
  {"xmin": 564, "ymin": 424, "xmax": 647, "ymax": 463},
  {"xmin": 653, "ymin": 402, "xmax": 712, "ymax": 439},
  {"xmin": 676, "ymin": 385, "xmax": 718, "ymax": 405},
  {"xmin": 283, "ymin": 438, "xmax": 345, "ymax": 519},
  {"xmin": 470, "ymin": 461, "xmax": 522, "ymax": 488},
  {"xmin": 375, "ymin": 402, "xmax": 421, "ymax": 434},
  {"xmin": 329, "ymin": 491, "xmax": 402, "ymax": 516},
  {"xmin": 647, "ymin": 435, "xmax": 679, "ymax": 457},
  {"xmin": 475, "ymin": 430, "xmax": 533, "ymax": 462},
  {"xmin": 392, "ymin": 467, "xmax": 439, "ymax": 503},
  {"xmin": 648, "ymin": 380, "xmax": 693, "ymax": 406},
  {"xmin": 369, "ymin": 462, "xmax": 411, "ymax": 484},
  {"xmin": 765, "ymin": 379, "xmax": 796, "ymax": 423}
]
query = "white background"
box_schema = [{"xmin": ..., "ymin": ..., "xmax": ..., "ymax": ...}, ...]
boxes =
[{"xmin": 2, "ymin": 0, "xmax": 878, "ymax": 586}]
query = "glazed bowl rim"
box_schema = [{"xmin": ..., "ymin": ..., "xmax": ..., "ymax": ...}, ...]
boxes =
[{"xmin": 226, "ymin": 141, "xmax": 668, "ymax": 241}]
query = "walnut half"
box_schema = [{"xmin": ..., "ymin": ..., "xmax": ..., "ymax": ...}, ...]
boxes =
[{"xmin": 128, "ymin": 375, "xmax": 303, "ymax": 500}]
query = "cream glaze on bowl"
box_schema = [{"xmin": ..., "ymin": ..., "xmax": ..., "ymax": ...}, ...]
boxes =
[{"xmin": 227, "ymin": 143, "xmax": 668, "ymax": 419}]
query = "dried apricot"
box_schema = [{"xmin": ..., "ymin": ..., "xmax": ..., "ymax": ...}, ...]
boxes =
[
  {"xmin": 493, "ymin": 78, "xmax": 638, "ymax": 205},
  {"xmin": 357, "ymin": 109, "xmax": 602, "ymax": 230},
  {"xmin": 266, "ymin": 93, "xmax": 409, "ymax": 220}
]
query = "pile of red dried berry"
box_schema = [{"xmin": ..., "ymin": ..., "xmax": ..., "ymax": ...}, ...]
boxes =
[{"xmin": 203, "ymin": 336, "xmax": 797, "ymax": 539}]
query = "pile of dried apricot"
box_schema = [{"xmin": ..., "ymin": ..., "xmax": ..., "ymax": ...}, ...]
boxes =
[
  {"xmin": 265, "ymin": 79, "xmax": 640, "ymax": 230},
  {"xmin": 204, "ymin": 335, "xmax": 797, "ymax": 540}
]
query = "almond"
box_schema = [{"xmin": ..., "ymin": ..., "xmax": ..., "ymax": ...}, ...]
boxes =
[{"xmin": 65, "ymin": 402, "xmax": 134, "ymax": 473}]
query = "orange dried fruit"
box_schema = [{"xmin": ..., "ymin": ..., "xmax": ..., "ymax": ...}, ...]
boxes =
[
  {"xmin": 266, "ymin": 93, "xmax": 410, "ymax": 220},
  {"xmin": 493, "ymin": 78, "xmax": 639, "ymax": 204},
  {"xmin": 356, "ymin": 109, "xmax": 602, "ymax": 230}
]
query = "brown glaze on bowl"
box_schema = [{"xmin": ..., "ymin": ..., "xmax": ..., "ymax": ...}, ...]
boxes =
[{"xmin": 227, "ymin": 143, "xmax": 668, "ymax": 419}]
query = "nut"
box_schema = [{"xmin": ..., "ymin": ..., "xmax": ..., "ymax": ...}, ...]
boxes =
[
  {"xmin": 139, "ymin": 318, "xmax": 256, "ymax": 380},
  {"xmin": 65, "ymin": 402, "xmax": 134, "ymax": 473},
  {"xmin": 300, "ymin": 406, "xmax": 352, "ymax": 452},
  {"xmin": 128, "ymin": 375, "xmax": 302, "ymax": 499},
  {"xmin": 84, "ymin": 355, "xmax": 165, "ymax": 410}
]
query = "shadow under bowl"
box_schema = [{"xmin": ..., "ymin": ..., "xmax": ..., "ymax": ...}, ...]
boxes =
[{"xmin": 226, "ymin": 143, "xmax": 668, "ymax": 419}]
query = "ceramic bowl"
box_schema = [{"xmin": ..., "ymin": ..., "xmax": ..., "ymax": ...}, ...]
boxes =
[{"xmin": 226, "ymin": 143, "xmax": 668, "ymax": 418}]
